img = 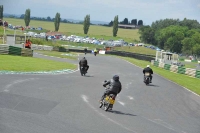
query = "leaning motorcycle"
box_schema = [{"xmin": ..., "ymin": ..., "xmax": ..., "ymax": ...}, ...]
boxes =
[
  {"xmin": 80, "ymin": 66, "xmax": 86, "ymax": 76},
  {"xmin": 144, "ymin": 72, "xmax": 150, "ymax": 85},
  {"xmin": 99, "ymin": 81, "xmax": 116, "ymax": 111},
  {"xmin": 94, "ymin": 52, "xmax": 97, "ymax": 56}
]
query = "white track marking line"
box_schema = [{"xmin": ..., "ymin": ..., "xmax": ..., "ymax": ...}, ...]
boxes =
[
  {"xmin": 141, "ymin": 117, "xmax": 178, "ymax": 132},
  {"xmin": 118, "ymin": 101, "xmax": 125, "ymax": 106},
  {"xmin": 122, "ymin": 59, "xmax": 200, "ymax": 98},
  {"xmin": 127, "ymin": 96, "xmax": 134, "ymax": 100},
  {"xmin": 81, "ymin": 95, "xmax": 137, "ymax": 133},
  {"xmin": 3, "ymin": 78, "xmax": 39, "ymax": 92}
]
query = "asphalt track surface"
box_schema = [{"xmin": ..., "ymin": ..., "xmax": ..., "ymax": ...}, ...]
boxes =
[{"xmin": 0, "ymin": 53, "xmax": 200, "ymax": 133}]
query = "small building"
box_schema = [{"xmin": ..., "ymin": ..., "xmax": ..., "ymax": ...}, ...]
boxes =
[
  {"xmin": 155, "ymin": 51, "xmax": 179, "ymax": 64},
  {"xmin": 118, "ymin": 24, "xmax": 137, "ymax": 29}
]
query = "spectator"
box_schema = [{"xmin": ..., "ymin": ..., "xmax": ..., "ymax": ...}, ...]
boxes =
[{"xmin": 25, "ymin": 39, "xmax": 31, "ymax": 49}]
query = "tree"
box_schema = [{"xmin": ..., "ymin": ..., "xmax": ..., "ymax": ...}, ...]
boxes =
[
  {"xmin": 83, "ymin": 14, "xmax": 90, "ymax": 34},
  {"xmin": 131, "ymin": 19, "xmax": 137, "ymax": 25},
  {"xmin": 138, "ymin": 20, "xmax": 143, "ymax": 26},
  {"xmin": 109, "ymin": 20, "xmax": 113, "ymax": 26},
  {"xmin": 54, "ymin": 13, "xmax": 60, "ymax": 31},
  {"xmin": 24, "ymin": 9, "xmax": 31, "ymax": 26},
  {"xmin": 139, "ymin": 26, "xmax": 155, "ymax": 44},
  {"xmin": 113, "ymin": 15, "xmax": 118, "ymax": 37},
  {"xmin": 20, "ymin": 14, "xmax": 25, "ymax": 19},
  {"xmin": 47, "ymin": 16, "xmax": 51, "ymax": 21},
  {"xmin": 180, "ymin": 18, "xmax": 200, "ymax": 29},
  {"xmin": 0, "ymin": 5, "xmax": 3, "ymax": 19},
  {"xmin": 124, "ymin": 18, "xmax": 128, "ymax": 25}
]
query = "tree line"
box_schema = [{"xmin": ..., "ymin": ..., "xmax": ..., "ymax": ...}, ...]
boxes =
[
  {"xmin": 139, "ymin": 18, "xmax": 200, "ymax": 56},
  {"xmin": 108, "ymin": 18, "xmax": 143, "ymax": 27}
]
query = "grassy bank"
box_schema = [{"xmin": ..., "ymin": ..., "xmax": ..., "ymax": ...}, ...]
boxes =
[
  {"xmin": 120, "ymin": 56, "xmax": 200, "ymax": 95},
  {"xmin": 0, "ymin": 55, "xmax": 76, "ymax": 71}
]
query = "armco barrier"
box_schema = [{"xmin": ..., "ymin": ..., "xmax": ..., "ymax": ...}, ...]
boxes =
[
  {"xmin": 0, "ymin": 44, "xmax": 9, "ymax": 54},
  {"xmin": 21, "ymin": 48, "xmax": 33, "ymax": 57}
]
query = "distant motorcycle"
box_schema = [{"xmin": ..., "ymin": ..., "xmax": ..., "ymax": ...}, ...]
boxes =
[
  {"xmin": 94, "ymin": 51, "xmax": 97, "ymax": 56},
  {"xmin": 99, "ymin": 81, "xmax": 116, "ymax": 111},
  {"xmin": 144, "ymin": 72, "xmax": 151, "ymax": 85}
]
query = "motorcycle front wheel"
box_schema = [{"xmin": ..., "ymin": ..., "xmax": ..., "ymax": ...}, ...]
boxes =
[{"xmin": 104, "ymin": 104, "xmax": 110, "ymax": 111}]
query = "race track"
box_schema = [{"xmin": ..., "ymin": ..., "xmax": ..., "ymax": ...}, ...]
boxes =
[{"xmin": 0, "ymin": 53, "xmax": 200, "ymax": 133}]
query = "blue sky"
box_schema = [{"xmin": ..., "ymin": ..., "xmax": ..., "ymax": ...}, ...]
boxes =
[{"xmin": 1, "ymin": 0, "xmax": 200, "ymax": 25}]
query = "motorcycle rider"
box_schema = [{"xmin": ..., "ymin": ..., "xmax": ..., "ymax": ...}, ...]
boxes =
[
  {"xmin": 94, "ymin": 48, "xmax": 98, "ymax": 56},
  {"xmin": 79, "ymin": 57, "xmax": 89, "ymax": 73},
  {"xmin": 100, "ymin": 75, "xmax": 122, "ymax": 103},
  {"xmin": 84, "ymin": 48, "xmax": 87, "ymax": 55},
  {"xmin": 143, "ymin": 65, "xmax": 153, "ymax": 83}
]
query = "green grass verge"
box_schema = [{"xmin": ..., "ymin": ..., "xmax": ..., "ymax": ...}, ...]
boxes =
[
  {"xmin": 0, "ymin": 55, "xmax": 76, "ymax": 71},
  {"xmin": 114, "ymin": 46, "xmax": 156, "ymax": 56},
  {"xmin": 35, "ymin": 50, "xmax": 78, "ymax": 60},
  {"xmin": 119, "ymin": 56, "xmax": 200, "ymax": 95}
]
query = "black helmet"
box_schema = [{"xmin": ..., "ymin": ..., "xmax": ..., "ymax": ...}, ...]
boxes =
[{"xmin": 113, "ymin": 75, "xmax": 119, "ymax": 81}]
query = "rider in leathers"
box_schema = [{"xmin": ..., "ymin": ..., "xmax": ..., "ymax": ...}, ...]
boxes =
[
  {"xmin": 143, "ymin": 65, "xmax": 153, "ymax": 83},
  {"xmin": 100, "ymin": 75, "xmax": 122, "ymax": 102},
  {"xmin": 79, "ymin": 57, "xmax": 89, "ymax": 72}
]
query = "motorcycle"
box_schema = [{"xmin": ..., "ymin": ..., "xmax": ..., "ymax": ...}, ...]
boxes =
[
  {"xmin": 144, "ymin": 72, "xmax": 151, "ymax": 85},
  {"xmin": 99, "ymin": 81, "xmax": 116, "ymax": 111},
  {"xmin": 80, "ymin": 66, "xmax": 87, "ymax": 76},
  {"xmin": 94, "ymin": 51, "xmax": 97, "ymax": 56}
]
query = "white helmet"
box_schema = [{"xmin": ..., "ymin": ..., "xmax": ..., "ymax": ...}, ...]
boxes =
[{"xmin": 147, "ymin": 65, "xmax": 150, "ymax": 67}]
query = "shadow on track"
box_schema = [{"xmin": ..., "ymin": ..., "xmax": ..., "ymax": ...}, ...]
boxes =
[
  {"xmin": 84, "ymin": 75, "xmax": 94, "ymax": 77},
  {"xmin": 109, "ymin": 110, "xmax": 137, "ymax": 117},
  {"xmin": 147, "ymin": 84, "xmax": 159, "ymax": 87}
]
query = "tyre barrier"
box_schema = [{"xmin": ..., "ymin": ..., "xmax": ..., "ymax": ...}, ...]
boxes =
[
  {"xmin": 185, "ymin": 68, "xmax": 196, "ymax": 77},
  {"xmin": 178, "ymin": 66, "xmax": 186, "ymax": 74},
  {"xmin": 154, "ymin": 61, "xmax": 159, "ymax": 67},
  {"xmin": 152, "ymin": 60, "xmax": 199, "ymax": 79},
  {"xmin": 170, "ymin": 65, "xmax": 178, "ymax": 73},
  {"xmin": 21, "ymin": 48, "xmax": 33, "ymax": 57},
  {"xmin": 164, "ymin": 64, "xmax": 171, "ymax": 70},
  {"xmin": 9, "ymin": 46, "xmax": 22, "ymax": 56},
  {"xmin": 196, "ymin": 70, "xmax": 200, "ymax": 79},
  {"xmin": 0, "ymin": 45, "xmax": 33, "ymax": 57},
  {"xmin": 159, "ymin": 62, "xmax": 165, "ymax": 68}
]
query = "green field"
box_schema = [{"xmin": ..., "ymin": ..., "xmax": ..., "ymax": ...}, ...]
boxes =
[
  {"xmin": 4, "ymin": 18, "xmax": 140, "ymax": 42},
  {"xmin": 0, "ymin": 55, "xmax": 76, "ymax": 71}
]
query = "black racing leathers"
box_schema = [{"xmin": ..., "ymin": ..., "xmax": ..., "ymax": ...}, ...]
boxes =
[
  {"xmin": 79, "ymin": 58, "xmax": 89, "ymax": 71},
  {"xmin": 143, "ymin": 67, "xmax": 153, "ymax": 82},
  {"xmin": 101, "ymin": 79, "xmax": 122, "ymax": 101}
]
